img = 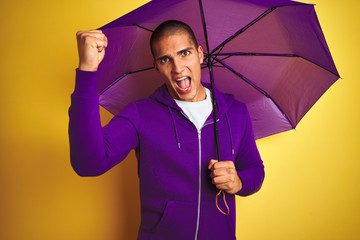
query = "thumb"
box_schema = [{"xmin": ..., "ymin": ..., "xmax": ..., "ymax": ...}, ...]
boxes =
[{"xmin": 208, "ymin": 159, "xmax": 218, "ymax": 170}]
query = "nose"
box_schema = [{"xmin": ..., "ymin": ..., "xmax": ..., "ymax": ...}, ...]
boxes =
[{"xmin": 172, "ymin": 58, "xmax": 184, "ymax": 74}]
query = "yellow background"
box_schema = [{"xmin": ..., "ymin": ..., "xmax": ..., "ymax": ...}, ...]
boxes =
[{"xmin": 0, "ymin": 0, "xmax": 358, "ymax": 239}]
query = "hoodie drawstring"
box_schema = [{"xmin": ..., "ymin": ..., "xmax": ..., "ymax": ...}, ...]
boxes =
[
  {"xmin": 168, "ymin": 107, "xmax": 181, "ymax": 149},
  {"xmin": 169, "ymin": 106, "xmax": 234, "ymax": 215},
  {"xmin": 225, "ymin": 113, "xmax": 235, "ymax": 155}
]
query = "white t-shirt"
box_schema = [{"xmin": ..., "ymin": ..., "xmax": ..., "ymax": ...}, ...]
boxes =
[{"xmin": 174, "ymin": 88, "xmax": 213, "ymax": 131}]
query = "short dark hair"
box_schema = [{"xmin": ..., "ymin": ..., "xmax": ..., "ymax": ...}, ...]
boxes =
[{"xmin": 150, "ymin": 20, "xmax": 199, "ymax": 58}]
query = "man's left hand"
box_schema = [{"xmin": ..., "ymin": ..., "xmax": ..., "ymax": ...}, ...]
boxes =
[{"xmin": 208, "ymin": 160, "xmax": 242, "ymax": 195}]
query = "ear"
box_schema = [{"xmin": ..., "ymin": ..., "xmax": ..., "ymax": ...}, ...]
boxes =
[{"xmin": 197, "ymin": 46, "xmax": 204, "ymax": 64}]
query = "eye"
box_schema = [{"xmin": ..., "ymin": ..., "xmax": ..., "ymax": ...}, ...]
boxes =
[
  {"xmin": 160, "ymin": 57, "xmax": 170, "ymax": 64},
  {"xmin": 182, "ymin": 50, "xmax": 190, "ymax": 56}
]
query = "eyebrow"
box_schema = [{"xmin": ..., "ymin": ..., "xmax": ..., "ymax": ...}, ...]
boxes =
[
  {"xmin": 177, "ymin": 47, "xmax": 193, "ymax": 54},
  {"xmin": 156, "ymin": 47, "xmax": 194, "ymax": 61}
]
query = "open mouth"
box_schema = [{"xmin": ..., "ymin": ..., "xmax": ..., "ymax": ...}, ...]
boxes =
[{"xmin": 176, "ymin": 76, "xmax": 192, "ymax": 93}]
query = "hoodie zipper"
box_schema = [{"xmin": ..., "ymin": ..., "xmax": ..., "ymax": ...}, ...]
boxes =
[
  {"xmin": 194, "ymin": 129, "xmax": 201, "ymax": 240},
  {"xmin": 194, "ymin": 121, "xmax": 216, "ymax": 240},
  {"xmin": 176, "ymin": 109, "xmax": 203, "ymax": 240},
  {"xmin": 175, "ymin": 109, "xmax": 215, "ymax": 240}
]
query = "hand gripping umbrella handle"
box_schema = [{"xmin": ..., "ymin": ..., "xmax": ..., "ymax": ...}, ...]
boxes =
[
  {"xmin": 210, "ymin": 68, "xmax": 230, "ymax": 216},
  {"xmin": 213, "ymin": 104, "xmax": 229, "ymax": 216}
]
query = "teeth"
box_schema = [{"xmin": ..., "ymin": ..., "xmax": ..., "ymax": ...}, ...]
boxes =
[{"xmin": 176, "ymin": 76, "xmax": 188, "ymax": 81}]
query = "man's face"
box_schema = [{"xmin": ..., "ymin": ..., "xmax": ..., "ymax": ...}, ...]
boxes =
[{"xmin": 152, "ymin": 32, "xmax": 205, "ymax": 102}]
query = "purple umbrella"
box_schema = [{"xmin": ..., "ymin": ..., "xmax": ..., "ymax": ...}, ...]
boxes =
[{"xmin": 97, "ymin": 0, "xmax": 340, "ymax": 140}]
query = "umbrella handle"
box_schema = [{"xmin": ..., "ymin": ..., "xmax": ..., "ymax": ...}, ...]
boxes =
[{"xmin": 216, "ymin": 189, "xmax": 230, "ymax": 216}]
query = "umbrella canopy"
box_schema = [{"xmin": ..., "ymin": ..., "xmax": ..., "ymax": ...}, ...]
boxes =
[{"xmin": 97, "ymin": 0, "xmax": 339, "ymax": 139}]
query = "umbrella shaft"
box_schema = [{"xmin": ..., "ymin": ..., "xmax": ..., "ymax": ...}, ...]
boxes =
[
  {"xmin": 209, "ymin": 66, "xmax": 221, "ymax": 162},
  {"xmin": 213, "ymin": 111, "xmax": 221, "ymax": 162}
]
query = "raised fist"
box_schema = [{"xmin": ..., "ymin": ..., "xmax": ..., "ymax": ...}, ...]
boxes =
[{"xmin": 76, "ymin": 30, "xmax": 108, "ymax": 71}]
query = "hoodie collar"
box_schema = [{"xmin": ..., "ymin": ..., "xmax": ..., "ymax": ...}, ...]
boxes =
[
  {"xmin": 149, "ymin": 82, "xmax": 235, "ymax": 117},
  {"xmin": 150, "ymin": 82, "xmax": 236, "ymax": 155}
]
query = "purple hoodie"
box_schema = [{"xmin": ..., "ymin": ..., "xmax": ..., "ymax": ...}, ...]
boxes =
[{"xmin": 69, "ymin": 69, "xmax": 265, "ymax": 240}]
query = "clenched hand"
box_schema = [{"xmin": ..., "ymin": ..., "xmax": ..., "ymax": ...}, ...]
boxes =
[
  {"xmin": 208, "ymin": 160, "xmax": 242, "ymax": 195},
  {"xmin": 76, "ymin": 30, "xmax": 108, "ymax": 72}
]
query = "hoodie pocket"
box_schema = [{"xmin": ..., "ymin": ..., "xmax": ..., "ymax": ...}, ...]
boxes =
[{"xmin": 152, "ymin": 200, "xmax": 196, "ymax": 240}]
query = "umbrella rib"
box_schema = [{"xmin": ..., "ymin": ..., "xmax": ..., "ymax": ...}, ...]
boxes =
[
  {"xmin": 215, "ymin": 52, "xmax": 341, "ymax": 78},
  {"xmin": 217, "ymin": 52, "xmax": 299, "ymax": 57},
  {"xmin": 133, "ymin": 24, "xmax": 154, "ymax": 32},
  {"xmin": 201, "ymin": 64, "xmax": 226, "ymax": 69},
  {"xmin": 215, "ymin": 60, "xmax": 270, "ymax": 98},
  {"xmin": 215, "ymin": 58, "xmax": 295, "ymax": 129},
  {"xmin": 211, "ymin": 7, "xmax": 277, "ymax": 54},
  {"xmin": 217, "ymin": 55, "xmax": 232, "ymax": 62},
  {"xmin": 211, "ymin": 45, "xmax": 225, "ymax": 65},
  {"xmin": 198, "ymin": 0, "xmax": 211, "ymax": 64},
  {"xmin": 99, "ymin": 66, "xmax": 154, "ymax": 95},
  {"xmin": 210, "ymin": 3, "xmax": 310, "ymax": 54}
]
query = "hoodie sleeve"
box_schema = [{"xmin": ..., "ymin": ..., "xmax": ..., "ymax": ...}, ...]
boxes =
[
  {"xmin": 235, "ymin": 105, "xmax": 265, "ymax": 197},
  {"xmin": 68, "ymin": 69, "xmax": 139, "ymax": 177}
]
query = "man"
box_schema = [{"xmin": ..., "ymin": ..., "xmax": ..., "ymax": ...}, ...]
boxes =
[{"xmin": 69, "ymin": 20, "xmax": 264, "ymax": 240}]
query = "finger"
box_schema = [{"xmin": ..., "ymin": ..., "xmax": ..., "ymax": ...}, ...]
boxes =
[
  {"xmin": 93, "ymin": 37, "xmax": 108, "ymax": 51},
  {"xmin": 81, "ymin": 34, "xmax": 107, "ymax": 45},
  {"xmin": 211, "ymin": 167, "xmax": 237, "ymax": 178},
  {"xmin": 82, "ymin": 36, "xmax": 107, "ymax": 51},
  {"xmin": 77, "ymin": 29, "xmax": 104, "ymax": 36},
  {"xmin": 215, "ymin": 182, "xmax": 237, "ymax": 192},
  {"xmin": 95, "ymin": 39, "xmax": 107, "ymax": 51},
  {"xmin": 86, "ymin": 29, "xmax": 104, "ymax": 33},
  {"xmin": 77, "ymin": 31, "xmax": 107, "ymax": 43},
  {"xmin": 212, "ymin": 175, "xmax": 236, "ymax": 185},
  {"xmin": 211, "ymin": 160, "xmax": 235, "ymax": 170},
  {"xmin": 104, "ymin": 35, "xmax": 108, "ymax": 47},
  {"xmin": 208, "ymin": 159, "xmax": 218, "ymax": 170},
  {"xmin": 216, "ymin": 177, "xmax": 242, "ymax": 194}
]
